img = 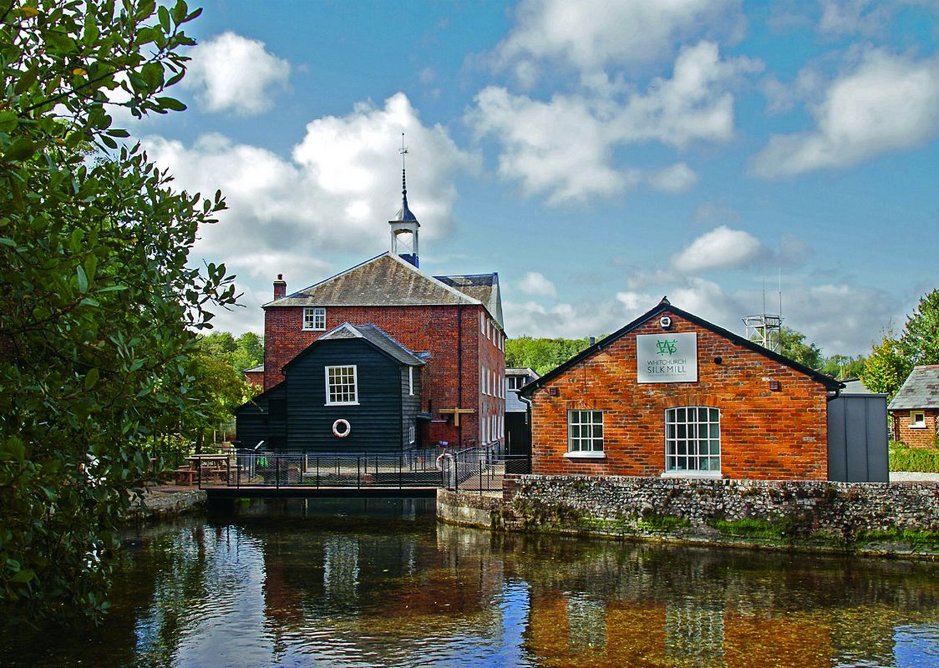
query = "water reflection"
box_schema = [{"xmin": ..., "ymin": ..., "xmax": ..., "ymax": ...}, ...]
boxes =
[{"xmin": 4, "ymin": 498, "xmax": 939, "ymax": 667}]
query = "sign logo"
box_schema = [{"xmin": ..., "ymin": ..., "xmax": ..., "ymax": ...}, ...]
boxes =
[
  {"xmin": 636, "ymin": 332, "xmax": 697, "ymax": 383},
  {"xmin": 656, "ymin": 339, "xmax": 678, "ymax": 356}
]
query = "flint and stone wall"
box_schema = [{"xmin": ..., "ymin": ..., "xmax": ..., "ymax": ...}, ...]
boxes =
[{"xmin": 438, "ymin": 474, "xmax": 939, "ymax": 555}]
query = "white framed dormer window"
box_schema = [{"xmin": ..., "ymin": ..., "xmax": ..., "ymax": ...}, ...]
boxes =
[
  {"xmin": 567, "ymin": 410, "xmax": 604, "ymax": 458},
  {"xmin": 910, "ymin": 411, "xmax": 926, "ymax": 428},
  {"xmin": 325, "ymin": 365, "xmax": 358, "ymax": 405},
  {"xmin": 665, "ymin": 407, "xmax": 720, "ymax": 476},
  {"xmin": 408, "ymin": 367, "xmax": 414, "ymax": 396},
  {"xmin": 303, "ymin": 307, "xmax": 326, "ymax": 331}
]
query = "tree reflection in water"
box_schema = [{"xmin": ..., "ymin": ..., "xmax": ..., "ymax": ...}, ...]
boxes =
[{"xmin": 2, "ymin": 498, "xmax": 939, "ymax": 667}]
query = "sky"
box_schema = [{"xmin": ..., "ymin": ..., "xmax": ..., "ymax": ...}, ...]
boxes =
[{"xmin": 124, "ymin": 0, "xmax": 939, "ymax": 357}]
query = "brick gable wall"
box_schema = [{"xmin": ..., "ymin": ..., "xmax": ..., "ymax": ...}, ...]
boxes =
[
  {"xmin": 529, "ymin": 312, "xmax": 830, "ymax": 480},
  {"xmin": 264, "ymin": 304, "xmax": 504, "ymax": 448},
  {"xmin": 892, "ymin": 409, "xmax": 939, "ymax": 448}
]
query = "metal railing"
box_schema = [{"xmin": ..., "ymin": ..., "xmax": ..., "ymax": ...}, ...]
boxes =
[
  {"xmin": 439, "ymin": 446, "xmax": 531, "ymax": 495},
  {"xmin": 197, "ymin": 447, "xmax": 530, "ymax": 493}
]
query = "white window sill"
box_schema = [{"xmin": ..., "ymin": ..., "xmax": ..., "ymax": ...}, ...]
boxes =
[
  {"xmin": 302, "ymin": 327, "xmax": 326, "ymax": 332},
  {"xmin": 325, "ymin": 402, "xmax": 360, "ymax": 407},
  {"xmin": 909, "ymin": 425, "xmax": 926, "ymax": 429},
  {"xmin": 564, "ymin": 451, "xmax": 606, "ymax": 460},
  {"xmin": 661, "ymin": 471, "xmax": 723, "ymax": 479}
]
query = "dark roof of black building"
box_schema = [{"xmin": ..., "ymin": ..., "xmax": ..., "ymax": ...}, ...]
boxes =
[{"xmin": 283, "ymin": 322, "xmax": 425, "ymax": 371}]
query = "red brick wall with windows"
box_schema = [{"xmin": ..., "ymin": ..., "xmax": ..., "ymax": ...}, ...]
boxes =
[
  {"xmin": 529, "ymin": 312, "xmax": 831, "ymax": 480},
  {"xmin": 264, "ymin": 303, "xmax": 504, "ymax": 448},
  {"xmin": 892, "ymin": 409, "xmax": 939, "ymax": 448},
  {"xmin": 477, "ymin": 310, "xmax": 507, "ymax": 445}
]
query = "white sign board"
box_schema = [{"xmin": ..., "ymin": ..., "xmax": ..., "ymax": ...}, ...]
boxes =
[{"xmin": 636, "ymin": 332, "xmax": 698, "ymax": 383}]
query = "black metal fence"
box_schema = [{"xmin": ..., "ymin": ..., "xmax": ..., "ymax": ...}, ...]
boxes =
[
  {"xmin": 198, "ymin": 447, "xmax": 530, "ymax": 493},
  {"xmin": 437, "ymin": 447, "xmax": 531, "ymax": 495}
]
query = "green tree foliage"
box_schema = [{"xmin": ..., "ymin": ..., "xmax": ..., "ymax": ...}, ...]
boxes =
[
  {"xmin": 862, "ymin": 334, "xmax": 913, "ymax": 399},
  {"xmin": 0, "ymin": 0, "xmax": 236, "ymax": 623},
  {"xmin": 777, "ymin": 326, "xmax": 823, "ymax": 370},
  {"xmin": 188, "ymin": 332, "xmax": 263, "ymax": 437},
  {"xmin": 901, "ymin": 289, "xmax": 939, "ymax": 366},
  {"xmin": 820, "ymin": 354, "xmax": 866, "ymax": 381},
  {"xmin": 506, "ymin": 336, "xmax": 592, "ymax": 376}
]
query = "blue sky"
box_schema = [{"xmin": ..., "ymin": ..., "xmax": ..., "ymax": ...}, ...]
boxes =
[{"xmin": 127, "ymin": 0, "xmax": 939, "ymax": 356}]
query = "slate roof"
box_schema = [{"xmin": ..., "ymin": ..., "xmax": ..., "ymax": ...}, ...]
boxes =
[
  {"xmin": 888, "ymin": 365, "xmax": 939, "ymax": 410},
  {"xmin": 265, "ymin": 253, "xmax": 503, "ymax": 327},
  {"xmin": 520, "ymin": 298, "xmax": 843, "ymax": 395},
  {"xmin": 506, "ymin": 389, "xmax": 529, "ymax": 414},
  {"xmin": 434, "ymin": 273, "xmax": 503, "ymax": 327},
  {"xmin": 314, "ymin": 322, "xmax": 425, "ymax": 367},
  {"xmin": 243, "ymin": 364, "xmax": 264, "ymax": 373}
]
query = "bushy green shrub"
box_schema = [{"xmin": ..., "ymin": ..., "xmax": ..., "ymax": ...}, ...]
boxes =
[{"xmin": 889, "ymin": 443, "xmax": 939, "ymax": 472}]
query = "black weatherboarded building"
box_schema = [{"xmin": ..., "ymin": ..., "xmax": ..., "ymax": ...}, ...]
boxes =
[{"xmin": 236, "ymin": 323, "xmax": 424, "ymax": 452}]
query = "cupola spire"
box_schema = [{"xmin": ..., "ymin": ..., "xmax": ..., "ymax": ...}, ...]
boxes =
[{"xmin": 389, "ymin": 132, "xmax": 420, "ymax": 267}]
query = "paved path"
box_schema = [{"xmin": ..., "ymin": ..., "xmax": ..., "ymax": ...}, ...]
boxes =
[{"xmin": 889, "ymin": 472, "xmax": 939, "ymax": 482}]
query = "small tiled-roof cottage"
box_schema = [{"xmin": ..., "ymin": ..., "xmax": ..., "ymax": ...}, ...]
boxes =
[
  {"xmin": 889, "ymin": 365, "xmax": 939, "ymax": 447},
  {"xmin": 237, "ymin": 170, "xmax": 506, "ymax": 452},
  {"xmin": 520, "ymin": 298, "xmax": 843, "ymax": 481}
]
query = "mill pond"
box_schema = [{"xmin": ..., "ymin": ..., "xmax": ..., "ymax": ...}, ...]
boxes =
[{"xmin": 5, "ymin": 498, "xmax": 939, "ymax": 668}]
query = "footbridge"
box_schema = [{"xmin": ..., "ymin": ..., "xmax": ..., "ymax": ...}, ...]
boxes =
[{"xmin": 193, "ymin": 448, "xmax": 530, "ymax": 499}]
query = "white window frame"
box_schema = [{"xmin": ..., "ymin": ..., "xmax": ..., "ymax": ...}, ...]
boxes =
[
  {"xmin": 910, "ymin": 410, "xmax": 926, "ymax": 428},
  {"xmin": 566, "ymin": 409, "xmax": 604, "ymax": 458},
  {"xmin": 303, "ymin": 306, "xmax": 326, "ymax": 331},
  {"xmin": 325, "ymin": 365, "xmax": 358, "ymax": 405},
  {"xmin": 664, "ymin": 406, "xmax": 721, "ymax": 477},
  {"xmin": 408, "ymin": 422, "xmax": 416, "ymax": 445}
]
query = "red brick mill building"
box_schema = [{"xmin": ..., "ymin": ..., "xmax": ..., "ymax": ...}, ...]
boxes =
[
  {"xmin": 520, "ymin": 298, "xmax": 849, "ymax": 481},
  {"xmin": 237, "ymin": 182, "xmax": 506, "ymax": 453}
]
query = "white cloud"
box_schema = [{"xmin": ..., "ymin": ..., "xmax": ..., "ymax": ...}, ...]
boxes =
[
  {"xmin": 504, "ymin": 299, "xmax": 633, "ymax": 339},
  {"xmin": 614, "ymin": 42, "xmax": 762, "ymax": 147},
  {"xmin": 518, "ymin": 272, "xmax": 557, "ymax": 297},
  {"xmin": 142, "ymin": 93, "xmax": 477, "ymax": 301},
  {"xmin": 468, "ymin": 42, "xmax": 759, "ymax": 203},
  {"xmin": 506, "ymin": 277, "xmax": 888, "ymax": 355},
  {"xmin": 818, "ymin": 0, "xmax": 894, "ymax": 35},
  {"xmin": 671, "ymin": 226, "xmax": 765, "ymax": 272},
  {"xmin": 753, "ymin": 49, "xmax": 939, "ymax": 177},
  {"xmin": 468, "ymin": 87, "xmax": 634, "ymax": 203},
  {"xmin": 648, "ymin": 162, "xmax": 699, "ymax": 192},
  {"xmin": 182, "ymin": 32, "xmax": 290, "ymax": 116},
  {"xmin": 495, "ymin": 0, "xmax": 741, "ymax": 78}
]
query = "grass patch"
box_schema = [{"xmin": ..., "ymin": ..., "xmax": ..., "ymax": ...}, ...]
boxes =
[
  {"xmin": 712, "ymin": 518, "xmax": 791, "ymax": 539},
  {"xmin": 637, "ymin": 515, "xmax": 690, "ymax": 533},
  {"xmin": 856, "ymin": 529, "xmax": 939, "ymax": 550},
  {"xmin": 889, "ymin": 443, "xmax": 939, "ymax": 472},
  {"xmin": 575, "ymin": 515, "xmax": 690, "ymax": 534}
]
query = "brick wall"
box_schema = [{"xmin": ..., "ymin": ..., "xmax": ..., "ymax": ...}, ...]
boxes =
[
  {"xmin": 529, "ymin": 311, "xmax": 830, "ymax": 480},
  {"xmin": 264, "ymin": 303, "xmax": 504, "ymax": 448},
  {"xmin": 893, "ymin": 408, "xmax": 939, "ymax": 448},
  {"xmin": 477, "ymin": 310, "xmax": 506, "ymax": 445}
]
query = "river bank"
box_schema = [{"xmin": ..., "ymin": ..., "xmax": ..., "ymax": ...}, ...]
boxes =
[
  {"xmin": 438, "ymin": 474, "xmax": 939, "ymax": 559},
  {"xmin": 128, "ymin": 485, "xmax": 206, "ymax": 520}
]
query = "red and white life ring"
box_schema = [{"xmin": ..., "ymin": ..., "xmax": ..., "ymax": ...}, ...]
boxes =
[{"xmin": 332, "ymin": 418, "xmax": 351, "ymax": 438}]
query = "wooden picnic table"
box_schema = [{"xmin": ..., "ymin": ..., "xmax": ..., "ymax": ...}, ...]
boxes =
[{"xmin": 175, "ymin": 454, "xmax": 235, "ymax": 485}]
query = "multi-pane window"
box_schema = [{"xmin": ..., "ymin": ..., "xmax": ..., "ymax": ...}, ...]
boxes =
[
  {"xmin": 325, "ymin": 365, "xmax": 357, "ymax": 405},
  {"xmin": 303, "ymin": 307, "xmax": 326, "ymax": 331},
  {"xmin": 665, "ymin": 407, "xmax": 720, "ymax": 473},
  {"xmin": 568, "ymin": 410, "xmax": 603, "ymax": 453}
]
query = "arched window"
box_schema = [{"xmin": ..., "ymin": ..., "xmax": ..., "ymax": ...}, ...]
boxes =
[{"xmin": 665, "ymin": 407, "xmax": 720, "ymax": 474}]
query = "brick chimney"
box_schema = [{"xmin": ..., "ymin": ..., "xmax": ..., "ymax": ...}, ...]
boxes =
[{"xmin": 273, "ymin": 274, "xmax": 286, "ymax": 300}]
